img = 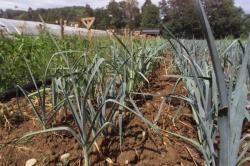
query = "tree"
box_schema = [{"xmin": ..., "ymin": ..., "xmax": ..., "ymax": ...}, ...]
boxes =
[
  {"xmin": 3, "ymin": 10, "xmax": 9, "ymax": 18},
  {"xmin": 83, "ymin": 4, "xmax": 94, "ymax": 17},
  {"xmin": 241, "ymin": 14, "xmax": 250, "ymax": 38},
  {"xmin": 163, "ymin": 0, "xmax": 202, "ymax": 38},
  {"xmin": 204, "ymin": 0, "xmax": 243, "ymax": 38},
  {"xmin": 1, "ymin": 0, "xmax": 245, "ymax": 37},
  {"xmin": 0, "ymin": 9, "xmax": 3, "ymax": 17},
  {"xmin": 119, "ymin": 0, "xmax": 141, "ymax": 29},
  {"xmin": 159, "ymin": 0, "xmax": 168, "ymax": 21},
  {"xmin": 93, "ymin": 8, "xmax": 110, "ymax": 29},
  {"xmin": 162, "ymin": 0, "xmax": 243, "ymax": 38},
  {"xmin": 107, "ymin": 0, "xmax": 125, "ymax": 28},
  {"xmin": 28, "ymin": 7, "xmax": 33, "ymax": 20},
  {"xmin": 142, "ymin": 0, "xmax": 152, "ymax": 12},
  {"xmin": 141, "ymin": 3, "xmax": 160, "ymax": 28}
]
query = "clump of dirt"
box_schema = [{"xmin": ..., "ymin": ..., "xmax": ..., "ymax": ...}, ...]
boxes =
[
  {"xmin": 0, "ymin": 97, "xmax": 31, "ymax": 129},
  {"xmin": 0, "ymin": 55, "xmax": 203, "ymax": 166}
]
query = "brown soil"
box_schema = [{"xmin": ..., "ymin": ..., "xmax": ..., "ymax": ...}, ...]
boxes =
[{"xmin": 0, "ymin": 55, "xmax": 203, "ymax": 166}]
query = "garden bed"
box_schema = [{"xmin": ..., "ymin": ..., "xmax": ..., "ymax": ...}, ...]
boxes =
[{"xmin": 0, "ymin": 56, "xmax": 203, "ymax": 165}]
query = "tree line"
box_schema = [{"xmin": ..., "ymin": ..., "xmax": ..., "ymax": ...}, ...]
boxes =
[{"xmin": 0, "ymin": 0, "xmax": 249, "ymax": 38}]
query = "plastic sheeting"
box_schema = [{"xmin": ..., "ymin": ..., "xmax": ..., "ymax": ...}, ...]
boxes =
[{"xmin": 0, "ymin": 18, "xmax": 107, "ymax": 36}]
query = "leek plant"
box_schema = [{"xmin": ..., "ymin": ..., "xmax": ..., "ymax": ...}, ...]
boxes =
[
  {"xmin": 108, "ymin": 35, "xmax": 166, "ymax": 147},
  {"xmin": 16, "ymin": 54, "xmax": 66, "ymax": 129},
  {"xmin": 196, "ymin": 0, "xmax": 250, "ymax": 165},
  {"xmin": 163, "ymin": 0, "xmax": 250, "ymax": 165},
  {"xmin": 17, "ymin": 35, "xmax": 164, "ymax": 165}
]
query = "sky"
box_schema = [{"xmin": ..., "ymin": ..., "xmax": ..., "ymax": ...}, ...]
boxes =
[{"xmin": 0, "ymin": 0, "xmax": 249, "ymax": 13}]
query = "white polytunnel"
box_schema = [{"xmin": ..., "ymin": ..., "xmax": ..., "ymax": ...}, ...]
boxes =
[{"xmin": 0, "ymin": 18, "xmax": 107, "ymax": 37}]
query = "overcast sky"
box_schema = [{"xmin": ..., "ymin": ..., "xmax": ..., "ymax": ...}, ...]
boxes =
[{"xmin": 1, "ymin": 0, "xmax": 249, "ymax": 13}]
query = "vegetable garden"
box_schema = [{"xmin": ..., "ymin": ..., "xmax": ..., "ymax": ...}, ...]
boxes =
[{"xmin": 0, "ymin": 1, "xmax": 249, "ymax": 165}]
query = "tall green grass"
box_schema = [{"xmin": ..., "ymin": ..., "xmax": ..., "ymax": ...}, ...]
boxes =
[{"xmin": 0, "ymin": 33, "xmax": 111, "ymax": 93}]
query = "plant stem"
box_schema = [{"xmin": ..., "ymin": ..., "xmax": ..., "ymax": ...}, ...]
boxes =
[{"xmin": 83, "ymin": 148, "xmax": 89, "ymax": 166}]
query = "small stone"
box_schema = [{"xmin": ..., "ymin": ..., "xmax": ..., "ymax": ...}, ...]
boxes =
[
  {"xmin": 117, "ymin": 151, "xmax": 136, "ymax": 164},
  {"xmin": 137, "ymin": 133, "xmax": 142, "ymax": 139},
  {"xmin": 105, "ymin": 157, "xmax": 114, "ymax": 164},
  {"xmin": 25, "ymin": 158, "xmax": 37, "ymax": 166},
  {"xmin": 107, "ymin": 126, "xmax": 113, "ymax": 133},
  {"xmin": 60, "ymin": 153, "xmax": 70, "ymax": 161},
  {"xmin": 142, "ymin": 131, "xmax": 146, "ymax": 138}
]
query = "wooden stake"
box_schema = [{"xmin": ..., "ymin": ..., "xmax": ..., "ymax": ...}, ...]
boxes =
[
  {"xmin": 36, "ymin": 24, "xmax": 44, "ymax": 33},
  {"xmin": 123, "ymin": 28, "xmax": 129, "ymax": 37},
  {"xmin": 63, "ymin": 20, "xmax": 67, "ymax": 26},
  {"xmin": 106, "ymin": 29, "xmax": 115, "ymax": 39},
  {"xmin": 0, "ymin": 29, "xmax": 3, "ymax": 37},
  {"xmin": 60, "ymin": 18, "xmax": 64, "ymax": 38},
  {"xmin": 17, "ymin": 22, "xmax": 26, "ymax": 35}
]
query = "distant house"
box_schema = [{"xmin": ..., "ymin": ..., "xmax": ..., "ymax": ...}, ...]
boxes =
[{"xmin": 141, "ymin": 29, "xmax": 161, "ymax": 37}]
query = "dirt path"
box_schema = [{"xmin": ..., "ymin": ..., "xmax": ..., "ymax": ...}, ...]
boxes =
[
  {"xmin": 94, "ymin": 55, "xmax": 202, "ymax": 165},
  {"xmin": 0, "ymin": 55, "xmax": 203, "ymax": 166}
]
